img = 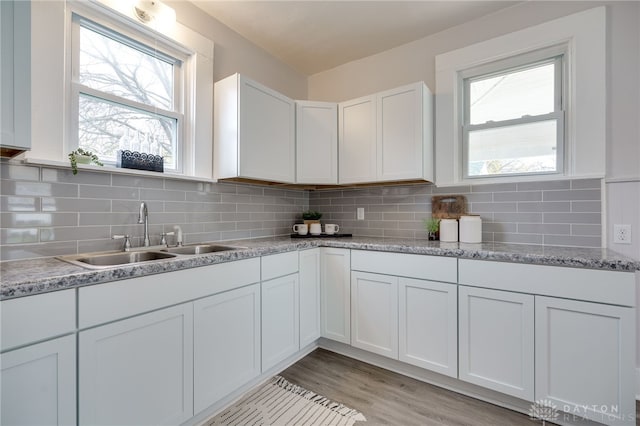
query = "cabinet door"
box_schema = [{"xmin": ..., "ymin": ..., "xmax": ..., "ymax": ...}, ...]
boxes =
[
  {"xmin": 458, "ymin": 286, "xmax": 534, "ymax": 401},
  {"xmin": 339, "ymin": 95, "xmax": 376, "ymax": 184},
  {"xmin": 351, "ymin": 271, "xmax": 398, "ymax": 358},
  {"xmin": 262, "ymin": 274, "xmax": 300, "ymax": 371},
  {"xmin": 79, "ymin": 304, "xmax": 194, "ymax": 426},
  {"xmin": 239, "ymin": 76, "xmax": 295, "ymax": 183},
  {"xmin": 320, "ymin": 248, "xmax": 351, "ymax": 343},
  {"xmin": 377, "ymin": 83, "xmax": 427, "ymax": 182},
  {"xmin": 299, "ymin": 248, "xmax": 321, "ymax": 347},
  {"xmin": 535, "ymin": 296, "xmax": 634, "ymax": 425},
  {"xmin": 1, "ymin": 0, "xmax": 31, "ymax": 154},
  {"xmin": 398, "ymin": 277, "xmax": 457, "ymax": 377},
  {"xmin": 296, "ymin": 101, "xmax": 338, "ymax": 184},
  {"xmin": 1, "ymin": 335, "xmax": 76, "ymax": 426},
  {"xmin": 194, "ymin": 284, "xmax": 261, "ymax": 414}
]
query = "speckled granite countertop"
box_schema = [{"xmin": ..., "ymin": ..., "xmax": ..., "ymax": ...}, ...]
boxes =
[{"xmin": 1, "ymin": 236, "xmax": 638, "ymax": 300}]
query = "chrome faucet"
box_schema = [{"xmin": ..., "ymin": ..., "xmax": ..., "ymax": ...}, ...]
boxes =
[{"xmin": 138, "ymin": 202, "xmax": 150, "ymax": 247}]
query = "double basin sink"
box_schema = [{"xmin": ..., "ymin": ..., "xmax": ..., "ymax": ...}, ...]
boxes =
[{"xmin": 57, "ymin": 243, "xmax": 246, "ymax": 270}]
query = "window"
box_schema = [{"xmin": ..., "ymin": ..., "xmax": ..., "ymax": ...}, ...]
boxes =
[
  {"xmin": 461, "ymin": 50, "xmax": 564, "ymax": 179},
  {"xmin": 434, "ymin": 7, "xmax": 605, "ymax": 186},
  {"xmin": 71, "ymin": 15, "xmax": 187, "ymax": 172}
]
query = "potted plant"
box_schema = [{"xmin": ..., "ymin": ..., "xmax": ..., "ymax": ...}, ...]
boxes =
[
  {"xmin": 424, "ymin": 217, "xmax": 440, "ymax": 241},
  {"xmin": 302, "ymin": 210, "xmax": 322, "ymax": 226},
  {"xmin": 68, "ymin": 148, "xmax": 103, "ymax": 175}
]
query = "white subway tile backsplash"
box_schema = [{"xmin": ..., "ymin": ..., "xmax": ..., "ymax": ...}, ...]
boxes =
[
  {"xmin": 543, "ymin": 189, "xmax": 601, "ymax": 201},
  {"xmin": 517, "ymin": 202, "xmax": 570, "ymax": 212},
  {"xmin": 1, "ymin": 164, "xmax": 39, "ymax": 181},
  {"xmin": 0, "ymin": 162, "xmax": 605, "ymax": 259},
  {"xmin": 2, "ymin": 181, "xmax": 78, "ymax": 198},
  {"xmin": 516, "ymin": 180, "xmax": 570, "ymax": 191},
  {"xmin": 79, "ymin": 185, "xmax": 138, "ymax": 200},
  {"xmin": 41, "ymin": 168, "xmax": 110, "ymax": 185},
  {"xmin": 0, "ymin": 196, "xmax": 40, "ymax": 212},
  {"xmin": 309, "ymin": 178, "xmax": 603, "ymax": 248},
  {"xmin": 493, "ymin": 191, "xmax": 542, "ymax": 202},
  {"xmin": 543, "ymin": 212, "xmax": 601, "ymax": 224}
]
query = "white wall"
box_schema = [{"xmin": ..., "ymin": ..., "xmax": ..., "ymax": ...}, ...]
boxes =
[{"xmin": 166, "ymin": 1, "xmax": 307, "ymax": 100}]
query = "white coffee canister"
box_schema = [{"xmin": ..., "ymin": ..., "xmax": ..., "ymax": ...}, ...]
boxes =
[
  {"xmin": 439, "ymin": 218, "xmax": 458, "ymax": 242},
  {"xmin": 459, "ymin": 215, "xmax": 482, "ymax": 243}
]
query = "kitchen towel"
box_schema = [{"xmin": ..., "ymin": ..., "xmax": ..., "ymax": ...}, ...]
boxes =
[{"xmin": 202, "ymin": 375, "xmax": 366, "ymax": 426}]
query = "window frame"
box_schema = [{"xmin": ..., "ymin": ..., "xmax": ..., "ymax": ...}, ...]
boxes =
[
  {"xmin": 459, "ymin": 47, "xmax": 567, "ymax": 180},
  {"xmin": 66, "ymin": 3, "xmax": 194, "ymax": 174},
  {"xmin": 434, "ymin": 7, "xmax": 606, "ymax": 187}
]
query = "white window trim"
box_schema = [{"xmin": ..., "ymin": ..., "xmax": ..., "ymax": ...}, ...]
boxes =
[
  {"xmin": 461, "ymin": 48, "xmax": 566, "ymax": 180},
  {"xmin": 27, "ymin": 0, "xmax": 214, "ymax": 179},
  {"xmin": 435, "ymin": 6, "xmax": 606, "ymax": 187},
  {"xmin": 68, "ymin": 9, "xmax": 188, "ymax": 173}
]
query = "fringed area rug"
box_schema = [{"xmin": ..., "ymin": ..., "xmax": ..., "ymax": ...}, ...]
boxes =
[{"xmin": 203, "ymin": 376, "xmax": 366, "ymax": 426}]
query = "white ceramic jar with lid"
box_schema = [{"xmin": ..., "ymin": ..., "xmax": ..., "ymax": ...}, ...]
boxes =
[
  {"xmin": 439, "ymin": 218, "xmax": 458, "ymax": 242},
  {"xmin": 459, "ymin": 215, "xmax": 482, "ymax": 243}
]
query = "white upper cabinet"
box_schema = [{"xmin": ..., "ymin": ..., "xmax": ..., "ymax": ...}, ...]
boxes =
[
  {"xmin": 339, "ymin": 95, "xmax": 377, "ymax": 184},
  {"xmin": 214, "ymin": 73, "xmax": 295, "ymax": 183},
  {"xmin": 377, "ymin": 83, "xmax": 432, "ymax": 181},
  {"xmin": 0, "ymin": 0, "xmax": 31, "ymax": 156},
  {"xmin": 339, "ymin": 82, "xmax": 433, "ymax": 184},
  {"xmin": 296, "ymin": 101, "xmax": 338, "ymax": 184}
]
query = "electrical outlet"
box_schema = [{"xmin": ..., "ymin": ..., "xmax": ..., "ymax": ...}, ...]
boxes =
[
  {"xmin": 357, "ymin": 207, "xmax": 365, "ymax": 221},
  {"xmin": 613, "ymin": 224, "xmax": 632, "ymax": 244}
]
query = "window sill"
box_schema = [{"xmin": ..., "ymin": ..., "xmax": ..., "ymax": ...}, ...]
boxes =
[
  {"xmin": 21, "ymin": 157, "xmax": 218, "ymax": 183},
  {"xmin": 436, "ymin": 172, "xmax": 604, "ymax": 188}
]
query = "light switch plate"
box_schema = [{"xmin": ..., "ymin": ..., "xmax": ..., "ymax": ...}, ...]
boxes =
[{"xmin": 357, "ymin": 207, "xmax": 365, "ymax": 220}]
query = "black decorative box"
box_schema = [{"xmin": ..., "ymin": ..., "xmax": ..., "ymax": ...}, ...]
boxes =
[{"xmin": 117, "ymin": 150, "xmax": 164, "ymax": 172}]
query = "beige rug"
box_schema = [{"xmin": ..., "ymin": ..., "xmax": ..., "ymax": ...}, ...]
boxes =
[{"xmin": 203, "ymin": 376, "xmax": 366, "ymax": 426}]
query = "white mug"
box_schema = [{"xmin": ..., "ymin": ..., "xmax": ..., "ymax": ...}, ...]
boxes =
[
  {"xmin": 309, "ymin": 223, "xmax": 322, "ymax": 235},
  {"xmin": 293, "ymin": 224, "xmax": 308, "ymax": 235},
  {"xmin": 324, "ymin": 224, "xmax": 339, "ymax": 235}
]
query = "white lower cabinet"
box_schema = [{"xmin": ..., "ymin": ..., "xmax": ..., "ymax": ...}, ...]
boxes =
[
  {"xmin": 193, "ymin": 284, "xmax": 261, "ymax": 414},
  {"xmin": 299, "ymin": 248, "xmax": 321, "ymax": 347},
  {"xmin": 262, "ymin": 273, "xmax": 300, "ymax": 371},
  {"xmin": 79, "ymin": 303, "xmax": 194, "ymax": 426},
  {"xmin": 1, "ymin": 335, "xmax": 76, "ymax": 426},
  {"xmin": 398, "ymin": 277, "xmax": 457, "ymax": 377},
  {"xmin": 350, "ymin": 271, "xmax": 398, "ymax": 358},
  {"xmin": 458, "ymin": 286, "xmax": 534, "ymax": 401},
  {"xmin": 320, "ymin": 248, "xmax": 351, "ymax": 343},
  {"xmin": 535, "ymin": 296, "xmax": 635, "ymax": 425}
]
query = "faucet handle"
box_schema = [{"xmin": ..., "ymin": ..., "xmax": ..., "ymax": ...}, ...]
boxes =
[
  {"xmin": 173, "ymin": 225, "xmax": 183, "ymax": 247},
  {"xmin": 160, "ymin": 231, "xmax": 175, "ymax": 247},
  {"xmin": 112, "ymin": 234, "xmax": 131, "ymax": 251}
]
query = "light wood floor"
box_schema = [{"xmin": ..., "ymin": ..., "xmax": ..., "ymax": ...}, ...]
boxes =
[{"xmin": 280, "ymin": 348, "xmax": 541, "ymax": 426}]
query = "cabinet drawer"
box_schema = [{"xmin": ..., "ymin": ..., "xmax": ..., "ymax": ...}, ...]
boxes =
[
  {"xmin": 79, "ymin": 258, "xmax": 260, "ymax": 328},
  {"xmin": 458, "ymin": 259, "xmax": 635, "ymax": 306},
  {"xmin": 261, "ymin": 251, "xmax": 298, "ymax": 281},
  {"xmin": 2, "ymin": 289, "xmax": 76, "ymax": 351},
  {"xmin": 351, "ymin": 250, "xmax": 457, "ymax": 283}
]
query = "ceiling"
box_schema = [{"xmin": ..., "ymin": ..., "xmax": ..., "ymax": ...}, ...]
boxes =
[{"xmin": 191, "ymin": 1, "xmax": 521, "ymax": 75}]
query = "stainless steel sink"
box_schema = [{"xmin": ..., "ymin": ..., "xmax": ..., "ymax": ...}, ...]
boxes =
[
  {"xmin": 161, "ymin": 244, "xmax": 246, "ymax": 255},
  {"xmin": 57, "ymin": 243, "xmax": 246, "ymax": 269},
  {"xmin": 58, "ymin": 251, "xmax": 177, "ymax": 269}
]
